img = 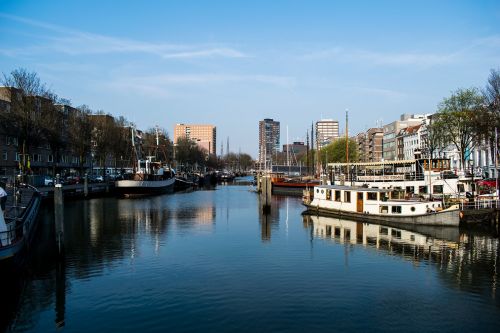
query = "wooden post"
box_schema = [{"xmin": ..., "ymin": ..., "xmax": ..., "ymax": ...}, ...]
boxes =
[
  {"xmin": 84, "ymin": 173, "xmax": 89, "ymax": 198},
  {"xmin": 54, "ymin": 183, "xmax": 64, "ymax": 255},
  {"xmin": 261, "ymin": 175, "xmax": 271, "ymax": 214}
]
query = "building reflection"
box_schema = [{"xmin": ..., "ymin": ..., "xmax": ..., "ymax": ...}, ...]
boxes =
[{"xmin": 304, "ymin": 214, "xmax": 500, "ymax": 302}]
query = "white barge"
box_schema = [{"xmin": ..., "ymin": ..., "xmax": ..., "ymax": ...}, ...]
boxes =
[{"xmin": 303, "ymin": 184, "xmax": 460, "ymax": 226}]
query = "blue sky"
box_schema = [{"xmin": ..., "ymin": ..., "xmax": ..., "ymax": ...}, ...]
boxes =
[{"xmin": 0, "ymin": 0, "xmax": 499, "ymax": 158}]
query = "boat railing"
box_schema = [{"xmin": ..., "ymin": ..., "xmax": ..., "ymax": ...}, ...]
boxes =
[
  {"xmin": 0, "ymin": 220, "xmax": 25, "ymax": 248},
  {"xmin": 459, "ymin": 199, "xmax": 500, "ymax": 211}
]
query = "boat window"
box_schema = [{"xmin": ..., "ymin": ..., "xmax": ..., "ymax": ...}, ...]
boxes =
[
  {"xmin": 334, "ymin": 227, "xmax": 341, "ymax": 237},
  {"xmin": 380, "ymin": 227, "xmax": 388, "ymax": 235},
  {"xmin": 433, "ymin": 185, "xmax": 443, "ymax": 194},
  {"xmin": 344, "ymin": 229, "xmax": 351, "ymax": 240},
  {"xmin": 391, "ymin": 206, "xmax": 402, "ymax": 214},
  {"xmin": 406, "ymin": 186, "xmax": 414, "ymax": 194},
  {"xmin": 457, "ymin": 184, "xmax": 465, "ymax": 192},
  {"xmin": 380, "ymin": 205, "xmax": 389, "ymax": 214},
  {"xmin": 321, "ymin": 189, "xmax": 324, "ymax": 194},
  {"xmin": 419, "ymin": 186, "xmax": 428, "ymax": 194},
  {"xmin": 411, "ymin": 206, "xmax": 415, "ymax": 212},
  {"xmin": 326, "ymin": 225, "xmax": 332, "ymax": 236},
  {"xmin": 335, "ymin": 190, "xmax": 341, "ymax": 202},
  {"xmin": 316, "ymin": 189, "xmax": 319, "ymax": 193},
  {"xmin": 367, "ymin": 192, "xmax": 378, "ymax": 201},
  {"xmin": 391, "ymin": 229, "xmax": 401, "ymax": 239},
  {"xmin": 326, "ymin": 190, "xmax": 331, "ymax": 200},
  {"xmin": 410, "ymin": 235, "xmax": 415, "ymax": 241},
  {"xmin": 344, "ymin": 191, "xmax": 351, "ymax": 203}
]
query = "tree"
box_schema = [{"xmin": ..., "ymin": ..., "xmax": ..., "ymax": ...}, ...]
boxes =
[
  {"xmin": 69, "ymin": 105, "xmax": 93, "ymax": 174},
  {"xmin": 482, "ymin": 69, "xmax": 500, "ymax": 159},
  {"xmin": 320, "ymin": 138, "xmax": 358, "ymax": 164},
  {"xmin": 433, "ymin": 88, "xmax": 486, "ymax": 171},
  {"xmin": 40, "ymin": 96, "xmax": 66, "ymax": 175},
  {"xmin": 1, "ymin": 68, "xmax": 51, "ymax": 174}
]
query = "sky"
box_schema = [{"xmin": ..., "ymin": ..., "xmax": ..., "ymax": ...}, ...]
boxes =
[{"xmin": 0, "ymin": 0, "xmax": 499, "ymax": 158}]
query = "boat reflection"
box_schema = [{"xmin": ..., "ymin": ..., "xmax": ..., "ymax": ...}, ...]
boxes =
[{"xmin": 303, "ymin": 214, "xmax": 500, "ymax": 302}]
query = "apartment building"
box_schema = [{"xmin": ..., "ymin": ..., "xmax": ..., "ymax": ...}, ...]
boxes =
[{"xmin": 174, "ymin": 124, "xmax": 217, "ymax": 155}]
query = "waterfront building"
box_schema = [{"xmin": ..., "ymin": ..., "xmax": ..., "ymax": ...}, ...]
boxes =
[
  {"xmin": 173, "ymin": 124, "xmax": 217, "ymax": 155},
  {"xmin": 315, "ymin": 119, "xmax": 339, "ymax": 149},
  {"xmin": 356, "ymin": 128, "xmax": 383, "ymax": 163},
  {"xmin": 258, "ymin": 118, "xmax": 280, "ymax": 167},
  {"xmin": 0, "ymin": 87, "xmax": 89, "ymax": 181},
  {"xmin": 282, "ymin": 142, "xmax": 306, "ymax": 157},
  {"xmin": 396, "ymin": 124, "xmax": 423, "ymax": 160},
  {"xmin": 382, "ymin": 114, "xmax": 427, "ymax": 161}
]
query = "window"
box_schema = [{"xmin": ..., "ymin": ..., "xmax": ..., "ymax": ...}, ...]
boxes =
[
  {"xmin": 2, "ymin": 151, "xmax": 7, "ymax": 161},
  {"xmin": 326, "ymin": 189, "xmax": 331, "ymax": 200},
  {"xmin": 380, "ymin": 205, "xmax": 389, "ymax": 214},
  {"xmin": 48, "ymin": 155, "xmax": 53, "ymax": 163},
  {"xmin": 334, "ymin": 227, "xmax": 341, "ymax": 237},
  {"xmin": 380, "ymin": 227, "xmax": 388, "ymax": 235},
  {"xmin": 433, "ymin": 185, "xmax": 443, "ymax": 194},
  {"xmin": 391, "ymin": 206, "xmax": 402, "ymax": 214},
  {"xmin": 367, "ymin": 192, "xmax": 378, "ymax": 201},
  {"xmin": 406, "ymin": 186, "xmax": 414, "ymax": 194},
  {"xmin": 457, "ymin": 184, "xmax": 465, "ymax": 192},
  {"xmin": 335, "ymin": 190, "xmax": 341, "ymax": 202},
  {"xmin": 344, "ymin": 191, "xmax": 351, "ymax": 203},
  {"xmin": 391, "ymin": 229, "xmax": 401, "ymax": 239},
  {"xmin": 15, "ymin": 152, "xmax": 21, "ymax": 162},
  {"xmin": 418, "ymin": 186, "xmax": 428, "ymax": 194}
]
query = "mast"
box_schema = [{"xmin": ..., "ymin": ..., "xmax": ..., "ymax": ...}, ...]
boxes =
[{"xmin": 346, "ymin": 109, "xmax": 349, "ymax": 181}]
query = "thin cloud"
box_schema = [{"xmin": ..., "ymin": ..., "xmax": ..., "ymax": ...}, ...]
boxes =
[
  {"xmin": 104, "ymin": 73, "xmax": 297, "ymax": 97},
  {"xmin": 300, "ymin": 47, "xmax": 456, "ymax": 67},
  {"xmin": 0, "ymin": 13, "xmax": 249, "ymax": 59}
]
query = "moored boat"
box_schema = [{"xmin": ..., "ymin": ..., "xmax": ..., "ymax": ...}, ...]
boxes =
[
  {"xmin": 0, "ymin": 185, "xmax": 42, "ymax": 262},
  {"xmin": 115, "ymin": 158, "xmax": 175, "ymax": 198},
  {"xmin": 271, "ymin": 176, "xmax": 321, "ymax": 196},
  {"xmin": 303, "ymin": 184, "xmax": 460, "ymax": 226}
]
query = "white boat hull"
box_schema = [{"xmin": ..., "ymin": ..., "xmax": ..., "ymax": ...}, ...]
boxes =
[{"xmin": 115, "ymin": 178, "xmax": 175, "ymax": 197}]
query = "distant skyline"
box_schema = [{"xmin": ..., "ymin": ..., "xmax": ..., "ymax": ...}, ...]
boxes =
[{"xmin": 1, "ymin": 0, "xmax": 499, "ymax": 158}]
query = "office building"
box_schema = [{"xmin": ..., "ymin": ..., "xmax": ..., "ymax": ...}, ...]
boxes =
[
  {"xmin": 316, "ymin": 119, "xmax": 339, "ymax": 149},
  {"xmin": 174, "ymin": 124, "xmax": 217, "ymax": 155},
  {"xmin": 258, "ymin": 118, "xmax": 280, "ymax": 165}
]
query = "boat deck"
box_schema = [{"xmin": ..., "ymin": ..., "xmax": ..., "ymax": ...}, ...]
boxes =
[{"xmin": 3, "ymin": 186, "xmax": 38, "ymax": 222}]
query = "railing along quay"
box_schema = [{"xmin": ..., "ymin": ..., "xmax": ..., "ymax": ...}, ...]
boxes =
[{"xmin": 457, "ymin": 199, "xmax": 500, "ymax": 227}]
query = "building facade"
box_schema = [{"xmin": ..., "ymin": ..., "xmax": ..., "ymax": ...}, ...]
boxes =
[
  {"xmin": 316, "ymin": 119, "xmax": 339, "ymax": 149},
  {"xmin": 383, "ymin": 114, "xmax": 427, "ymax": 161},
  {"xmin": 258, "ymin": 118, "xmax": 280, "ymax": 166},
  {"xmin": 356, "ymin": 128, "xmax": 383, "ymax": 163},
  {"xmin": 174, "ymin": 124, "xmax": 217, "ymax": 155}
]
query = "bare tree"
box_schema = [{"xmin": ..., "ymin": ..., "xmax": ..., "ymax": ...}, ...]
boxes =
[{"xmin": 1, "ymin": 68, "xmax": 51, "ymax": 174}]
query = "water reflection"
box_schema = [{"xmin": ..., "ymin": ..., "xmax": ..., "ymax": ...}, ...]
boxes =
[{"xmin": 304, "ymin": 214, "xmax": 500, "ymax": 303}]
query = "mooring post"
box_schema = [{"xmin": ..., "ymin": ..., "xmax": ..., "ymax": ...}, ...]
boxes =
[
  {"xmin": 84, "ymin": 172, "xmax": 88, "ymax": 198},
  {"xmin": 54, "ymin": 177, "xmax": 64, "ymax": 255},
  {"xmin": 261, "ymin": 175, "xmax": 272, "ymax": 214}
]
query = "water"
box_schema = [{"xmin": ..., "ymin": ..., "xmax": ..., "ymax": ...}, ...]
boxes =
[{"xmin": 2, "ymin": 179, "xmax": 500, "ymax": 332}]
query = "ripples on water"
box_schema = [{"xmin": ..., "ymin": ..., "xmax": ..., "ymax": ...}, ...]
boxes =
[{"xmin": 2, "ymin": 180, "xmax": 500, "ymax": 332}]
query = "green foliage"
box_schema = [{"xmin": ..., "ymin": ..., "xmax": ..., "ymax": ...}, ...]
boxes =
[
  {"xmin": 433, "ymin": 88, "xmax": 486, "ymax": 170},
  {"xmin": 319, "ymin": 138, "xmax": 358, "ymax": 163}
]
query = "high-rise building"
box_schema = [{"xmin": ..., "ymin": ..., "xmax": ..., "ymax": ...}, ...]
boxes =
[
  {"xmin": 315, "ymin": 119, "xmax": 339, "ymax": 149},
  {"xmin": 174, "ymin": 124, "xmax": 217, "ymax": 155},
  {"xmin": 258, "ymin": 118, "xmax": 280, "ymax": 165}
]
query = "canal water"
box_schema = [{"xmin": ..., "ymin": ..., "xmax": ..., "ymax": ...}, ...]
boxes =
[{"xmin": 2, "ymin": 178, "xmax": 500, "ymax": 332}]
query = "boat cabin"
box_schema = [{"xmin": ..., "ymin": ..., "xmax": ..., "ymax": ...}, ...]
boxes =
[{"xmin": 311, "ymin": 185, "xmax": 443, "ymax": 216}]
